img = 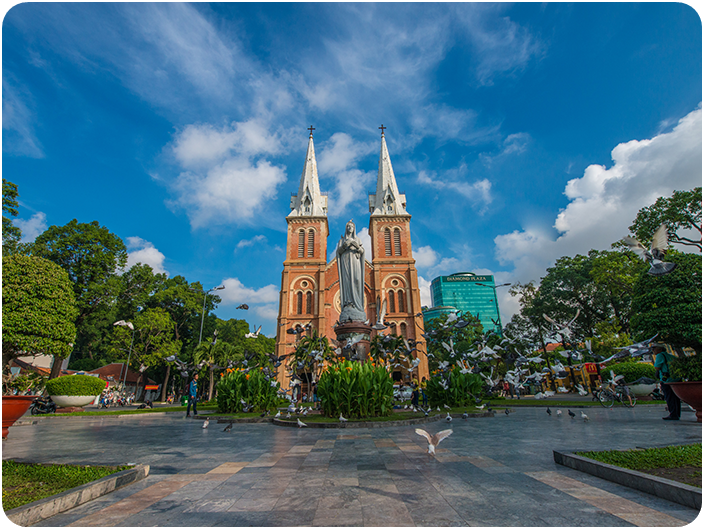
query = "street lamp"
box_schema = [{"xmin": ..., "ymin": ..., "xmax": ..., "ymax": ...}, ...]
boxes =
[
  {"xmin": 190, "ymin": 286, "xmax": 225, "ymax": 345},
  {"xmin": 113, "ymin": 320, "xmax": 135, "ymax": 394},
  {"xmin": 475, "ymin": 282, "xmax": 511, "ymax": 335}
]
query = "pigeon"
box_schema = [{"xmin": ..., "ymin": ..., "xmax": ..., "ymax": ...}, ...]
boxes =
[
  {"xmin": 546, "ymin": 407, "xmax": 552, "ymax": 416},
  {"xmin": 581, "ymin": 411, "xmax": 589, "ymax": 421},
  {"xmin": 202, "ymin": 418, "xmax": 209, "ymax": 429},
  {"xmin": 223, "ymin": 422, "xmax": 233, "ymax": 432},
  {"xmin": 445, "ymin": 412, "xmax": 453, "ymax": 423},
  {"xmin": 568, "ymin": 410, "xmax": 576, "ymax": 419},
  {"xmin": 576, "ymin": 384, "xmax": 588, "ymax": 396},
  {"xmin": 236, "ymin": 304, "xmax": 249, "ymax": 310},
  {"xmin": 245, "ymin": 325, "xmax": 262, "ymax": 339},
  {"xmin": 339, "ymin": 414, "xmax": 348, "ymax": 422},
  {"xmin": 543, "ymin": 309, "xmax": 581, "ymax": 341},
  {"xmin": 415, "ymin": 428, "xmax": 453, "ymax": 455},
  {"xmin": 297, "ymin": 418, "xmax": 307, "ymax": 428},
  {"xmin": 462, "ymin": 411, "xmax": 468, "ymax": 420},
  {"xmin": 504, "ymin": 408, "xmax": 511, "ymax": 416},
  {"xmin": 476, "ymin": 404, "xmax": 486, "ymax": 410},
  {"xmin": 286, "ymin": 412, "xmax": 291, "ymax": 419},
  {"xmin": 622, "ymin": 224, "xmax": 677, "ymax": 276},
  {"xmin": 436, "ymin": 407, "xmax": 441, "ymax": 412},
  {"xmin": 275, "ymin": 411, "xmax": 281, "ymax": 418},
  {"xmin": 556, "ymin": 409, "xmax": 562, "ymax": 417},
  {"xmin": 443, "ymin": 404, "xmax": 451, "ymax": 410}
]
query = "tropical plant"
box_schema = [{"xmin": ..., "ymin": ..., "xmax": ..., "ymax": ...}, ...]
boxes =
[
  {"xmin": 2, "ymin": 254, "xmax": 78, "ymax": 372},
  {"xmin": 316, "ymin": 361, "xmax": 394, "ymax": 418},
  {"xmin": 608, "ymin": 362, "xmax": 657, "ymax": 383},
  {"xmin": 45, "ymin": 375, "xmax": 106, "ymax": 396},
  {"xmin": 424, "ymin": 368, "xmax": 482, "ymax": 407},
  {"xmin": 216, "ymin": 368, "xmax": 280, "ymax": 413},
  {"xmin": 2, "ymin": 371, "xmax": 47, "ymax": 396},
  {"xmin": 670, "ymin": 351, "xmax": 702, "ymax": 382}
]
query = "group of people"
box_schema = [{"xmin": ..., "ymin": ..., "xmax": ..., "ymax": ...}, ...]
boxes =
[{"xmin": 98, "ymin": 389, "xmax": 134, "ymax": 408}]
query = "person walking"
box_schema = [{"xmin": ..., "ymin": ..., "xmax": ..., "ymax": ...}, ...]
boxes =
[
  {"xmin": 653, "ymin": 344, "xmax": 681, "ymax": 420},
  {"xmin": 186, "ymin": 374, "xmax": 199, "ymax": 417}
]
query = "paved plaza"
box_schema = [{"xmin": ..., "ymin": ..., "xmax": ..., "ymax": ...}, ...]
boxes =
[{"xmin": 3, "ymin": 405, "xmax": 701, "ymax": 527}]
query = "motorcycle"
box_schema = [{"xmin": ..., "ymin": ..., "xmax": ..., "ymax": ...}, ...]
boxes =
[{"xmin": 30, "ymin": 395, "xmax": 56, "ymax": 415}]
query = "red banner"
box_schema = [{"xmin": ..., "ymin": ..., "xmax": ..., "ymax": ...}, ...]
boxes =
[{"xmin": 144, "ymin": 385, "xmax": 159, "ymax": 390}]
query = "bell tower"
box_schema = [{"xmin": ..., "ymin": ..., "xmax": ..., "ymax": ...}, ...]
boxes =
[
  {"xmin": 368, "ymin": 126, "xmax": 428, "ymax": 381},
  {"xmin": 275, "ymin": 128, "xmax": 329, "ymax": 385}
]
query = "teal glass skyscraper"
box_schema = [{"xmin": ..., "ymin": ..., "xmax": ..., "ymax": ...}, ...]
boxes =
[{"xmin": 428, "ymin": 273, "xmax": 503, "ymax": 334}]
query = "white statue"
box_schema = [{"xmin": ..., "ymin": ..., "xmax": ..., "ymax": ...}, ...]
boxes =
[{"xmin": 336, "ymin": 220, "xmax": 366, "ymax": 322}]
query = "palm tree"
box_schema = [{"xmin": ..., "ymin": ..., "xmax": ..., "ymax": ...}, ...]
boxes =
[{"xmin": 193, "ymin": 333, "xmax": 239, "ymax": 401}]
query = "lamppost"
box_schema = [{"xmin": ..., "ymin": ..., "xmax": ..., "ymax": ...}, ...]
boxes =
[
  {"xmin": 113, "ymin": 320, "xmax": 135, "ymax": 394},
  {"xmin": 475, "ymin": 282, "xmax": 510, "ymax": 335},
  {"xmin": 190, "ymin": 286, "xmax": 225, "ymax": 345}
]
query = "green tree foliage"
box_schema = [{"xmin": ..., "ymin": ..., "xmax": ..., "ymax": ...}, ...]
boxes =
[
  {"xmin": 607, "ymin": 362, "xmax": 656, "ymax": 383},
  {"xmin": 629, "ymin": 187, "xmax": 702, "ymax": 251},
  {"xmin": 194, "ymin": 335, "xmax": 239, "ymax": 401},
  {"xmin": 631, "ymin": 252, "xmax": 702, "ymax": 351},
  {"xmin": 30, "ymin": 220, "xmax": 128, "ymax": 360},
  {"xmin": 424, "ymin": 368, "xmax": 482, "ymax": 407},
  {"xmin": 422, "ymin": 312, "xmax": 483, "ymax": 372},
  {"xmin": 2, "ymin": 255, "xmax": 78, "ymax": 371},
  {"xmin": 2, "ymin": 179, "xmax": 22, "ymax": 255}
]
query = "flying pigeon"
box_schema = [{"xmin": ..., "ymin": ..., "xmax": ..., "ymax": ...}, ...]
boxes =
[
  {"xmin": 236, "ymin": 304, "xmax": 249, "ymax": 310},
  {"xmin": 245, "ymin": 325, "xmax": 262, "ymax": 339},
  {"xmin": 297, "ymin": 418, "xmax": 307, "ymax": 428},
  {"xmin": 202, "ymin": 418, "xmax": 209, "ymax": 429},
  {"xmin": 622, "ymin": 224, "xmax": 677, "ymax": 276},
  {"xmin": 415, "ymin": 428, "xmax": 453, "ymax": 455}
]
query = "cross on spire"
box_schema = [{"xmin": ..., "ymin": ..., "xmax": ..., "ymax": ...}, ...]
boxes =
[
  {"xmin": 308, "ymin": 125, "xmax": 315, "ymax": 137},
  {"xmin": 379, "ymin": 124, "xmax": 386, "ymax": 136}
]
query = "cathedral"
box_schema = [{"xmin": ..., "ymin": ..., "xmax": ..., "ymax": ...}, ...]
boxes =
[{"xmin": 275, "ymin": 128, "xmax": 429, "ymax": 391}]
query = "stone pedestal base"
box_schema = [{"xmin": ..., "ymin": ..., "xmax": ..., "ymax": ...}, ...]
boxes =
[
  {"xmin": 335, "ymin": 322, "xmax": 373, "ymax": 363},
  {"xmin": 55, "ymin": 407, "xmax": 85, "ymax": 413}
]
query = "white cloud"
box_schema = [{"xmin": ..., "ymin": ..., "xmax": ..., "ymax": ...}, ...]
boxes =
[
  {"xmin": 236, "ymin": 235, "xmax": 268, "ymax": 249},
  {"xmin": 417, "ymin": 171, "xmax": 493, "ymax": 214},
  {"xmin": 254, "ymin": 304, "xmax": 280, "ymax": 336},
  {"xmin": 219, "ymin": 277, "xmax": 279, "ymax": 305},
  {"xmin": 15, "ymin": 212, "xmax": 47, "ymax": 242},
  {"xmin": 417, "ymin": 275, "xmax": 433, "ymax": 307},
  {"xmin": 495, "ymin": 105, "xmax": 702, "ymax": 285},
  {"xmin": 2, "ymin": 78, "xmax": 44, "ymax": 158},
  {"xmin": 413, "ymin": 246, "xmax": 439, "ymax": 269},
  {"xmin": 125, "ymin": 237, "xmax": 168, "ymax": 275}
]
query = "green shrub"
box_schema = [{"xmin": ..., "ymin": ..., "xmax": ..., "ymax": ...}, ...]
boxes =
[
  {"xmin": 425, "ymin": 368, "xmax": 483, "ymax": 407},
  {"xmin": 45, "ymin": 375, "xmax": 106, "ymax": 396},
  {"xmin": 317, "ymin": 361, "xmax": 394, "ymax": 418},
  {"xmin": 608, "ymin": 362, "xmax": 656, "ymax": 383},
  {"xmin": 216, "ymin": 368, "xmax": 280, "ymax": 413},
  {"xmin": 670, "ymin": 350, "xmax": 702, "ymax": 382}
]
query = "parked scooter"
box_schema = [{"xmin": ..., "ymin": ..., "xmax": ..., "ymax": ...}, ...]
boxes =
[{"xmin": 30, "ymin": 395, "xmax": 56, "ymax": 415}]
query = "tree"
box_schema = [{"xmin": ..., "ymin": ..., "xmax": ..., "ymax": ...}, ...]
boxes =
[
  {"xmin": 2, "ymin": 179, "xmax": 22, "ymax": 255},
  {"xmin": 630, "ymin": 252, "xmax": 702, "ymax": 352},
  {"xmin": 109, "ymin": 308, "xmax": 181, "ymax": 399},
  {"xmin": 194, "ymin": 335, "xmax": 239, "ymax": 401},
  {"xmin": 30, "ymin": 220, "xmax": 128, "ymax": 361},
  {"xmin": 2, "ymin": 255, "xmax": 78, "ymax": 373},
  {"xmin": 629, "ymin": 187, "xmax": 702, "ymax": 251}
]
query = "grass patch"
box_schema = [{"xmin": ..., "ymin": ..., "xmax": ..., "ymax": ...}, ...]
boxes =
[
  {"xmin": 2, "ymin": 460, "xmax": 131, "ymax": 510},
  {"xmin": 577, "ymin": 444, "xmax": 702, "ymax": 488},
  {"xmin": 44, "ymin": 405, "xmax": 218, "ymax": 417}
]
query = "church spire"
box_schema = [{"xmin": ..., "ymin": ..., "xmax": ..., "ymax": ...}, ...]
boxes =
[
  {"xmin": 289, "ymin": 127, "xmax": 327, "ymax": 217},
  {"xmin": 369, "ymin": 126, "xmax": 407, "ymax": 216}
]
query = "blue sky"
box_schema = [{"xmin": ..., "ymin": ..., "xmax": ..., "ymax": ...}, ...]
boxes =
[{"xmin": 3, "ymin": 3, "xmax": 702, "ymax": 337}]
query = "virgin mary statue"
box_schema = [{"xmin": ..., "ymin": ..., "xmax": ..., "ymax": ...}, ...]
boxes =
[{"xmin": 336, "ymin": 220, "xmax": 366, "ymax": 322}]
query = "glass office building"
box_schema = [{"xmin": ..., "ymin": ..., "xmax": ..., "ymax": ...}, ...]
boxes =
[{"xmin": 427, "ymin": 273, "xmax": 502, "ymax": 334}]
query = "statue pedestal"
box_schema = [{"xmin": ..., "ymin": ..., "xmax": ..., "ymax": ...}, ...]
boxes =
[{"xmin": 335, "ymin": 322, "xmax": 372, "ymax": 363}]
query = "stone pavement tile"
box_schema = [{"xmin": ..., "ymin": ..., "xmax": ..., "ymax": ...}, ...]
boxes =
[
  {"xmin": 287, "ymin": 444, "xmax": 315, "ymax": 454},
  {"xmin": 198, "ymin": 482, "xmax": 250, "ymax": 501},
  {"xmin": 205, "ymin": 462, "xmax": 248, "ymax": 474},
  {"xmin": 182, "ymin": 498, "xmax": 237, "ymax": 513},
  {"xmin": 312, "ymin": 495, "xmax": 364, "ymax": 526},
  {"xmin": 612, "ymin": 512, "xmax": 687, "ymax": 527},
  {"xmin": 315, "ymin": 439, "xmax": 335, "ymax": 449},
  {"xmin": 272, "ymin": 489, "xmax": 320, "ymax": 511},
  {"xmin": 227, "ymin": 494, "xmax": 279, "ymax": 512},
  {"xmin": 360, "ymin": 497, "xmax": 414, "ymax": 526}
]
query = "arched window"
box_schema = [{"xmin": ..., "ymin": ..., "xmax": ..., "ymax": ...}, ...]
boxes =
[
  {"xmin": 397, "ymin": 290, "xmax": 405, "ymax": 313},
  {"xmin": 384, "ymin": 228, "xmax": 392, "ymax": 256},
  {"xmin": 298, "ymin": 230, "xmax": 305, "ymax": 258},
  {"xmin": 400, "ymin": 322, "xmax": 407, "ymax": 338},
  {"xmin": 393, "ymin": 229, "xmax": 401, "ymax": 256},
  {"xmin": 388, "ymin": 291, "xmax": 396, "ymax": 313},
  {"xmin": 390, "ymin": 323, "xmax": 397, "ymax": 335},
  {"xmin": 307, "ymin": 230, "xmax": 315, "ymax": 258},
  {"xmin": 296, "ymin": 291, "xmax": 303, "ymax": 315},
  {"xmin": 306, "ymin": 291, "xmax": 313, "ymax": 314}
]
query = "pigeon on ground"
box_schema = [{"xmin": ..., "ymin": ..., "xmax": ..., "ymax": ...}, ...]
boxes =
[
  {"xmin": 568, "ymin": 410, "xmax": 576, "ymax": 419},
  {"xmin": 546, "ymin": 407, "xmax": 552, "ymax": 416},
  {"xmin": 415, "ymin": 428, "xmax": 453, "ymax": 455},
  {"xmin": 202, "ymin": 418, "xmax": 209, "ymax": 429},
  {"xmin": 275, "ymin": 411, "xmax": 281, "ymax": 418},
  {"xmin": 462, "ymin": 411, "xmax": 468, "ymax": 420},
  {"xmin": 223, "ymin": 422, "xmax": 233, "ymax": 432},
  {"xmin": 297, "ymin": 418, "xmax": 307, "ymax": 428},
  {"xmin": 445, "ymin": 412, "xmax": 453, "ymax": 423},
  {"xmin": 436, "ymin": 407, "xmax": 441, "ymax": 412},
  {"xmin": 504, "ymin": 408, "xmax": 511, "ymax": 416},
  {"xmin": 443, "ymin": 404, "xmax": 451, "ymax": 410},
  {"xmin": 581, "ymin": 411, "xmax": 590, "ymax": 421},
  {"xmin": 622, "ymin": 224, "xmax": 677, "ymax": 276},
  {"xmin": 556, "ymin": 409, "xmax": 562, "ymax": 417},
  {"xmin": 339, "ymin": 414, "xmax": 348, "ymax": 422},
  {"xmin": 286, "ymin": 412, "xmax": 291, "ymax": 419}
]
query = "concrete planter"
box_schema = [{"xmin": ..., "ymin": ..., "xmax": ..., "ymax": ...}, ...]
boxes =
[
  {"xmin": 667, "ymin": 381, "xmax": 702, "ymax": 422},
  {"xmin": 2, "ymin": 395, "xmax": 35, "ymax": 439},
  {"xmin": 50, "ymin": 395, "xmax": 98, "ymax": 408},
  {"xmin": 627, "ymin": 383, "xmax": 656, "ymax": 397}
]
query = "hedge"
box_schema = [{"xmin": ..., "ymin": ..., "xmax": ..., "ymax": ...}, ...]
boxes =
[
  {"xmin": 45, "ymin": 375, "xmax": 106, "ymax": 396},
  {"xmin": 608, "ymin": 362, "xmax": 656, "ymax": 384}
]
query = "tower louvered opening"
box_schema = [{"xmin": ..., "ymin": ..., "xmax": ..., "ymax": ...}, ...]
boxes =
[
  {"xmin": 298, "ymin": 230, "xmax": 305, "ymax": 258},
  {"xmin": 393, "ymin": 228, "xmax": 401, "ymax": 256},
  {"xmin": 384, "ymin": 228, "xmax": 392, "ymax": 256},
  {"xmin": 307, "ymin": 230, "xmax": 315, "ymax": 257}
]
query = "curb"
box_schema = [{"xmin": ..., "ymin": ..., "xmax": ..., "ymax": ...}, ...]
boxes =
[
  {"xmin": 4, "ymin": 464, "xmax": 149, "ymax": 526},
  {"xmin": 553, "ymin": 450, "xmax": 701, "ymax": 510},
  {"xmin": 272, "ymin": 411, "xmax": 495, "ymax": 428}
]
